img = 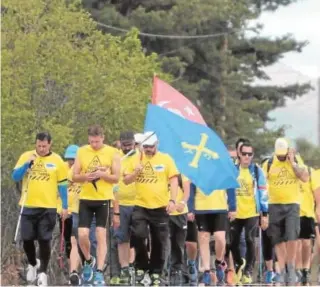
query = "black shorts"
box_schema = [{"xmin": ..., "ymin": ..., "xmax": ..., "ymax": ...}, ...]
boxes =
[
  {"xmin": 195, "ymin": 212, "xmax": 228, "ymax": 234},
  {"xmin": 21, "ymin": 208, "xmax": 56, "ymax": 241},
  {"xmin": 299, "ymin": 216, "xmax": 315, "ymax": 239},
  {"xmin": 78, "ymin": 199, "xmax": 109, "ymax": 228},
  {"xmin": 268, "ymin": 204, "xmax": 300, "ymax": 245},
  {"xmin": 186, "ymin": 221, "xmax": 198, "ymax": 243}
]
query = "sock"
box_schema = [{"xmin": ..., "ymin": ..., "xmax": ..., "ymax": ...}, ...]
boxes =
[
  {"xmin": 23, "ymin": 240, "xmax": 37, "ymax": 266},
  {"xmin": 215, "ymin": 259, "xmax": 222, "ymax": 265},
  {"xmin": 188, "ymin": 259, "xmax": 195, "ymax": 265},
  {"xmin": 96, "ymin": 269, "xmax": 103, "ymax": 273},
  {"xmin": 85, "ymin": 256, "xmax": 92, "ymax": 264}
]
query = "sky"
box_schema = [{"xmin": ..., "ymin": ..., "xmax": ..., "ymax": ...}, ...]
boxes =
[{"xmin": 255, "ymin": 0, "xmax": 320, "ymax": 145}]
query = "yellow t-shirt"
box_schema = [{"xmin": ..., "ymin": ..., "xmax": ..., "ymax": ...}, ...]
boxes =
[
  {"xmin": 118, "ymin": 151, "xmax": 138, "ymax": 206},
  {"xmin": 171, "ymin": 175, "xmax": 189, "ymax": 216},
  {"xmin": 236, "ymin": 167, "xmax": 258, "ymax": 219},
  {"xmin": 77, "ymin": 145, "xmax": 119, "ymax": 201},
  {"xmin": 300, "ymin": 168, "xmax": 320, "ymax": 218},
  {"xmin": 57, "ymin": 163, "xmax": 81, "ymax": 214},
  {"xmin": 15, "ymin": 150, "xmax": 68, "ymax": 208},
  {"xmin": 195, "ymin": 189, "xmax": 228, "ymax": 211},
  {"xmin": 127, "ymin": 151, "xmax": 179, "ymax": 209},
  {"xmin": 262, "ymin": 156, "xmax": 302, "ymax": 204}
]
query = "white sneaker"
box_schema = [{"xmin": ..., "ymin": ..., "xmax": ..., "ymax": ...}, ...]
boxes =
[
  {"xmin": 37, "ymin": 272, "xmax": 48, "ymax": 286},
  {"xmin": 26, "ymin": 258, "xmax": 40, "ymax": 282}
]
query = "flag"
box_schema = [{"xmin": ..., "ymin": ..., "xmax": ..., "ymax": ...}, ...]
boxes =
[
  {"xmin": 144, "ymin": 104, "xmax": 239, "ymax": 195},
  {"xmin": 152, "ymin": 76, "xmax": 206, "ymax": 125}
]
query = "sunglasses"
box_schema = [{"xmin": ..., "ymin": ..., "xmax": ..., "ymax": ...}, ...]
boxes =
[
  {"xmin": 241, "ymin": 152, "xmax": 253, "ymax": 157},
  {"xmin": 143, "ymin": 145, "xmax": 155, "ymax": 149}
]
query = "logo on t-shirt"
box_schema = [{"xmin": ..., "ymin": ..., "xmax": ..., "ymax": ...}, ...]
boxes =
[
  {"xmin": 136, "ymin": 162, "xmax": 158, "ymax": 184},
  {"xmin": 237, "ymin": 179, "xmax": 251, "ymax": 196},
  {"xmin": 29, "ymin": 160, "xmax": 50, "ymax": 181},
  {"xmin": 87, "ymin": 156, "xmax": 101, "ymax": 173},
  {"xmin": 273, "ymin": 167, "xmax": 297, "ymax": 186}
]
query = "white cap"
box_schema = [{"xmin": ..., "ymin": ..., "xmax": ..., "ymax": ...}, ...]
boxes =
[
  {"xmin": 134, "ymin": 133, "xmax": 144, "ymax": 144},
  {"xmin": 142, "ymin": 131, "xmax": 158, "ymax": 146},
  {"xmin": 275, "ymin": 138, "xmax": 289, "ymax": 156}
]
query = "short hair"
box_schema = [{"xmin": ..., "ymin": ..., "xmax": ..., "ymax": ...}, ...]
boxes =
[
  {"xmin": 240, "ymin": 142, "xmax": 253, "ymax": 153},
  {"xmin": 36, "ymin": 132, "xmax": 52, "ymax": 143},
  {"xmin": 88, "ymin": 125, "xmax": 104, "ymax": 137},
  {"xmin": 235, "ymin": 138, "xmax": 250, "ymax": 149}
]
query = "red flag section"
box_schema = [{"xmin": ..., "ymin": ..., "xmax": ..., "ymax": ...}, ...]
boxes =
[{"xmin": 152, "ymin": 76, "xmax": 207, "ymax": 125}]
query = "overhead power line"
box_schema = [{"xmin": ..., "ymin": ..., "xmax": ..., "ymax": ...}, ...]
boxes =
[{"xmin": 96, "ymin": 21, "xmax": 240, "ymax": 39}]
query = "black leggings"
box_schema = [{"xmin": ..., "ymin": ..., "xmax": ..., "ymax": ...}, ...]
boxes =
[
  {"xmin": 23, "ymin": 240, "xmax": 51, "ymax": 273},
  {"xmin": 262, "ymin": 229, "xmax": 278, "ymax": 262},
  {"xmin": 58, "ymin": 216, "xmax": 73, "ymax": 259},
  {"xmin": 230, "ymin": 217, "xmax": 259, "ymax": 274}
]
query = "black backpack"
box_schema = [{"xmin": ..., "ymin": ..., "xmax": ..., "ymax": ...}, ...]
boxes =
[{"xmin": 265, "ymin": 156, "xmax": 298, "ymax": 174}]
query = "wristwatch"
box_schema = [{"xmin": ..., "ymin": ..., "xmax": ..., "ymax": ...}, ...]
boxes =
[{"xmin": 169, "ymin": 199, "xmax": 176, "ymax": 204}]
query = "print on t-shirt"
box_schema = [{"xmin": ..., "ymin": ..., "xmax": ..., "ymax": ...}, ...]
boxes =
[
  {"xmin": 136, "ymin": 162, "xmax": 158, "ymax": 184},
  {"xmin": 29, "ymin": 160, "xmax": 50, "ymax": 181},
  {"xmin": 86, "ymin": 155, "xmax": 102, "ymax": 173}
]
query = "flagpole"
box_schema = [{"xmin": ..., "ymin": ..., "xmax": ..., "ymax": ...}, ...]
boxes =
[{"xmin": 152, "ymin": 73, "xmax": 157, "ymax": 104}]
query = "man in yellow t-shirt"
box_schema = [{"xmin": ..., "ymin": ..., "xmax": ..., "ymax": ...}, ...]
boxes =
[
  {"xmin": 188, "ymin": 183, "xmax": 236, "ymax": 285},
  {"xmin": 231, "ymin": 142, "xmax": 268, "ymax": 284},
  {"xmin": 262, "ymin": 138, "xmax": 309, "ymax": 285},
  {"xmin": 73, "ymin": 125, "xmax": 120, "ymax": 285},
  {"xmin": 112, "ymin": 131, "xmax": 139, "ymax": 285},
  {"xmin": 167, "ymin": 174, "xmax": 190, "ymax": 285},
  {"xmin": 11, "ymin": 132, "xmax": 68, "ymax": 286},
  {"xmin": 124, "ymin": 131, "xmax": 178, "ymax": 286},
  {"xmin": 295, "ymin": 167, "xmax": 320, "ymax": 285}
]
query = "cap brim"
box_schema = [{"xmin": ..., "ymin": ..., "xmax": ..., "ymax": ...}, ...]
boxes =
[
  {"xmin": 275, "ymin": 149, "xmax": 287, "ymax": 156},
  {"xmin": 142, "ymin": 140, "xmax": 157, "ymax": 146}
]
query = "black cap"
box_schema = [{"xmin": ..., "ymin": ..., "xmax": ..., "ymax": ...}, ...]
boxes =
[{"xmin": 119, "ymin": 131, "xmax": 134, "ymax": 142}]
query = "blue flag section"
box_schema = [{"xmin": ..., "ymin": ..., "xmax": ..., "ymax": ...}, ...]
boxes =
[{"xmin": 144, "ymin": 104, "xmax": 239, "ymax": 195}]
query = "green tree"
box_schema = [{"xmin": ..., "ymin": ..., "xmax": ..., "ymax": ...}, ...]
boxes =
[
  {"xmin": 84, "ymin": 0, "xmax": 311, "ymax": 157},
  {"xmin": 1, "ymin": 0, "xmax": 165, "ymax": 283},
  {"xmin": 295, "ymin": 138, "xmax": 320, "ymax": 169}
]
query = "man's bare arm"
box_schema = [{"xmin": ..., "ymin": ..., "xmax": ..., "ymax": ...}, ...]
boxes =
[
  {"xmin": 169, "ymin": 175, "xmax": 178, "ymax": 202},
  {"xmin": 292, "ymin": 163, "xmax": 309, "ymax": 182},
  {"xmin": 182, "ymin": 180, "xmax": 190, "ymax": 203},
  {"xmin": 123, "ymin": 163, "xmax": 143, "ymax": 185},
  {"xmin": 72, "ymin": 156, "xmax": 87, "ymax": 183},
  {"xmin": 314, "ymin": 187, "xmax": 320, "ymax": 223},
  {"xmin": 99, "ymin": 153, "xmax": 121, "ymax": 184}
]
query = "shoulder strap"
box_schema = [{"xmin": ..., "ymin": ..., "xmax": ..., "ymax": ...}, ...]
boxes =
[
  {"xmin": 308, "ymin": 166, "xmax": 312, "ymax": 184},
  {"xmin": 254, "ymin": 164, "xmax": 259, "ymax": 183},
  {"xmin": 15, "ymin": 181, "xmax": 22, "ymax": 194},
  {"xmin": 267, "ymin": 157, "xmax": 273, "ymax": 173},
  {"xmin": 178, "ymin": 174, "xmax": 183, "ymax": 191}
]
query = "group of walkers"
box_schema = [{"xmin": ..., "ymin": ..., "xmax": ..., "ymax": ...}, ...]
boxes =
[{"xmin": 12, "ymin": 125, "xmax": 320, "ymax": 286}]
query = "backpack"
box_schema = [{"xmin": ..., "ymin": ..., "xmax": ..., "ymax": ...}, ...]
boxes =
[{"xmin": 265, "ymin": 155, "xmax": 298, "ymax": 173}]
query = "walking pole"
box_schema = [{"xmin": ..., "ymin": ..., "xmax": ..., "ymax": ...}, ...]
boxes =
[
  {"xmin": 12, "ymin": 177, "xmax": 30, "ymax": 245},
  {"xmin": 258, "ymin": 227, "xmax": 263, "ymax": 283},
  {"xmin": 13, "ymin": 158, "xmax": 36, "ymax": 245},
  {"xmin": 58, "ymin": 219, "xmax": 65, "ymax": 269},
  {"xmin": 106, "ymin": 200, "xmax": 112, "ymax": 277}
]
